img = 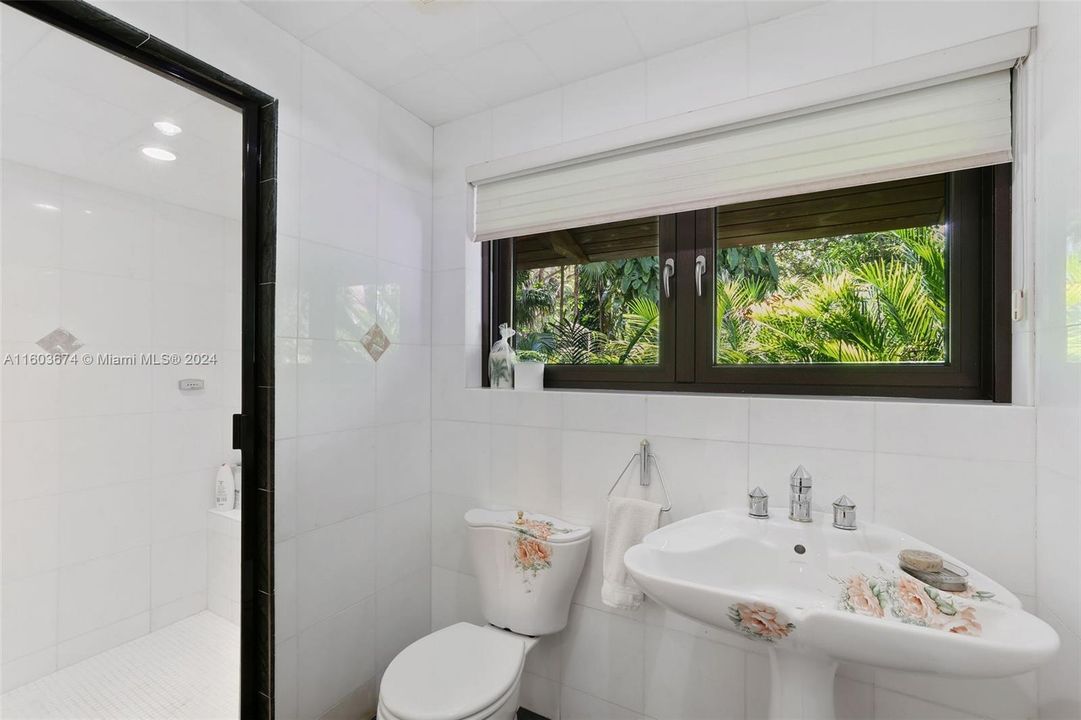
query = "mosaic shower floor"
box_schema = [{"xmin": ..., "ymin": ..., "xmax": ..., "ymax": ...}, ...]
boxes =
[{"xmin": 1, "ymin": 611, "xmax": 239, "ymax": 719}]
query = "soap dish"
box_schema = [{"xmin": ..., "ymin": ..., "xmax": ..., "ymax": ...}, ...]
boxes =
[{"xmin": 900, "ymin": 559, "xmax": 969, "ymax": 593}]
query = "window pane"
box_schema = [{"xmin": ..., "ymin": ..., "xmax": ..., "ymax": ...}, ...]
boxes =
[
  {"xmin": 512, "ymin": 217, "xmax": 661, "ymax": 365},
  {"xmin": 713, "ymin": 176, "xmax": 948, "ymax": 365}
]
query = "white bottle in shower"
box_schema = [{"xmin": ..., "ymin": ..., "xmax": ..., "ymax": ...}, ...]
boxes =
[
  {"xmin": 215, "ymin": 464, "xmax": 235, "ymax": 510},
  {"xmin": 232, "ymin": 464, "xmax": 242, "ymax": 511}
]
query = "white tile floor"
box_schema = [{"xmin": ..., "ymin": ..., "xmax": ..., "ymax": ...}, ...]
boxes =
[{"xmin": 1, "ymin": 612, "xmax": 239, "ymax": 720}]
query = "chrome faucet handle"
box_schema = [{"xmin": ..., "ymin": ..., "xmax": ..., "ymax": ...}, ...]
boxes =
[
  {"xmin": 748, "ymin": 486, "xmax": 769, "ymax": 519},
  {"xmin": 789, "ymin": 464, "xmax": 812, "ymax": 492},
  {"xmin": 832, "ymin": 495, "xmax": 856, "ymax": 530},
  {"xmin": 788, "ymin": 465, "xmax": 813, "ymax": 523}
]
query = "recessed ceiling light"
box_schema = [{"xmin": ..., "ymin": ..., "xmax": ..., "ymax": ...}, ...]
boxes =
[
  {"xmin": 33, "ymin": 202, "xmax": 60, "ymax": 211},
  {"xmin": 153, "ymin": 120, "xmax": 182, "ymax": 136},
  {"xmin": 141, "ymin": 146, "xmax": 177, "ymax": 162}
]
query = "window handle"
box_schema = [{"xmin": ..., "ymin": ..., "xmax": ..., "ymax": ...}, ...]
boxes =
[
  {"xmin": 662, "ymin": 258, "xmax": 675, "ymax": 298},
  {"xmin": 695, "ymin": 255, "xmax": 707, "ymax": 297}
]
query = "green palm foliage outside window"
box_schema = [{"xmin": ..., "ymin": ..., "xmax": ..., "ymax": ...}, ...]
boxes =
[
  {"xmin": 514, "ymin": 254, "xmax": 662, "ymax": 366},
  {"xmin": 715, "ymin": 226, "xmax": 947, "ymax": 364},
  {"xmin": 512, "ymin": 225, "xmax": 947, "ymax": 367}
]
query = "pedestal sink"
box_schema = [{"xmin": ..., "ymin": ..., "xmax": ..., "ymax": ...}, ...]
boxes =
[{"xmin": 623, "ymin": 509, "xmax": 1058, "ymax": 720}]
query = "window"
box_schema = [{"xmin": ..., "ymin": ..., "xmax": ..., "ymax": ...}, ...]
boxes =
[
  {"xmin": 483, "ymin": 167, "xmax": 1012, "ymax": 401},
  {"xmin": 497, "ymin": 216, "xmax": 676, "ymax": 384}
]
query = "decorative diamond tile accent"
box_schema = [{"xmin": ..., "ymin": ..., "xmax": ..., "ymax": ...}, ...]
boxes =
[
  {"xmin": 36, "ymin": 327, "xmax": 83, "ymax": 355},
  {"xmin": 361, "ymin": 323, "xmax": 390, "ymax": 362}
]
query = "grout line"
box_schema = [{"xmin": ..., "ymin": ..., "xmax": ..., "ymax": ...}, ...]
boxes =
[
  {"xmin": 745, "ymin": 399, "xmax": 752, "ymax": 495},
  {"xmin": 871, "ymin": 402, "xmax": 878, "ymax": 521}
]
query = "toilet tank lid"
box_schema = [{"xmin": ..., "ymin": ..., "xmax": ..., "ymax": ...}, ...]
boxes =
[{"xmin": 465, "ymin": 509, "xmax": 591, "ymax": 544}]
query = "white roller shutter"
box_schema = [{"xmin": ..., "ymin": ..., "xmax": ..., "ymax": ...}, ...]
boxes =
[{"xmin": 472, "ymin": 71, "xmax": 1011, "ymax": 242}]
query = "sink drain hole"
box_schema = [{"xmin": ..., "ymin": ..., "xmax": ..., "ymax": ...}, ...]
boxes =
[{"xmin": 794, "ymin": 544, "xmax": 806, "ymax": 555}]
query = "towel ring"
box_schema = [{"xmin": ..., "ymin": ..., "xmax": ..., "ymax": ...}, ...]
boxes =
[{"xmin": 606, "ymin": 439, "xmax": 672, "ymax": 512}]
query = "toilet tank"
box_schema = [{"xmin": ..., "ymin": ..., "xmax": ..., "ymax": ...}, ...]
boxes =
[{"xmin": 465, "ymin": 509, "xmax": 590, "ymax": 637}]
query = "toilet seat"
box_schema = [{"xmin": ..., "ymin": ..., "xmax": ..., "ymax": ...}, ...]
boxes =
[
  {"xmin": 377, "ymin": 679, "xmax": 518, "ymax": 720},
  {"xmin": 379, "ymin": 623, "xmax": 526, "ymax": 720}
]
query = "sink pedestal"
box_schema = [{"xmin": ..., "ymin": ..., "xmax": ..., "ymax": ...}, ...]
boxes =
[{"xmin": 767, "ymin": 649, "xmax": 838, "ymax": 720}]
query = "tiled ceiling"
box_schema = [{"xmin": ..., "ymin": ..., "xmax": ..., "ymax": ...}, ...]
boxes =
[{"xmin": 245, "ymin": 1, "xmax": 819, "ymax": 125}]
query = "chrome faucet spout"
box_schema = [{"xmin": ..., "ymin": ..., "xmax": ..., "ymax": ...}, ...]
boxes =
[{"xmin": 789, "ymin": 465, "xmax": 813, "ymax": 523}]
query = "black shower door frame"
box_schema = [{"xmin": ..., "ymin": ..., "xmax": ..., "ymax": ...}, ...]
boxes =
[{"xmin": 2, "ymin": 1, "xmax": 278, "ymax": 716}]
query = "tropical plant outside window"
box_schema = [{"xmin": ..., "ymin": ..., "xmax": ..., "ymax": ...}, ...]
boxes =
[
  {"xmin": 711, "ymin": 174, "xmax": 949, "ymax": 366},
  {"xmin": 714, "ymin": 226, "xmax": 947, "ymax": 365},
  {"xmin": 512, "ymin": 218, "xmax": 661, "ymax": 366},
  {"xmin": 512, "ymin": 182, "xmax": 949, "ymax": 367}
]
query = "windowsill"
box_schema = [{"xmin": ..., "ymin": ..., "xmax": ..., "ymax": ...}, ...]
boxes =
[{"xmin": 468, "ymin": 385, "xmax": 1018, "ymax": 407}]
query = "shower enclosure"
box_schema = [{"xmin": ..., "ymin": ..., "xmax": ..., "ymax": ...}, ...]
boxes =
[{"xmin": 0, "ymin": 3, "xmax": 275, "ymax": 717}]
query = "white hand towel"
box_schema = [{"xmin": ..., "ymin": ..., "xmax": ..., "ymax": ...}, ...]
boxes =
[{"xmin": 601, "ymin": 496, "xmax": 662, "ymax": 610}]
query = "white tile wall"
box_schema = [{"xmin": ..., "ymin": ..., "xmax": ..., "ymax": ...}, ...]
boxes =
[
  {"xmin": 376, "ymin": 494, "xmax": 431, "ymax": 590},
  {"xmin": 1029, "ymin": 2, "xmax": 1081, "ymax": 717},
  {"xmin": 206, "ymin": 510, "xmax": 241, "ymax": 626},
  {"xmin": 152, "ymin": 533, "xmax": 207, "ymax": 616},
  {"xmin": 430, "ymin": 3, "xmax": 1042, "ymax": 718},
  {"xmin": 57, "ymin": 547, "xmax": 150, "ymax": 644},
  {"xmin": 296, "ymin": 514, "xmax": 376, "ymax": 632},
  {"xmin": 876, "ymin": 453, "xmax": 1036, "ymax": 594},
  {"xmin": 209, "ymin": 4, "xmax": 433, "ymax": 717},
  {"xmin": 0, "ymin": 158, "xmax": 241, "ymax": 690},
  {"xmin": 2, "ymin": 572, "xmax": 58, "ymax": 662},
  {"xmin": 749, "ymin": 397, "xmax": 875, "ymax": 451},
  {"xmin": 297, "ymin": 597, "xmax": 375, "ymax": 720},
  {"xmin": 295, "ymin": 430, "xmax": 376, "ymax": 534},
  {"xmin": 489, "ymin": 424, "xmax": 562, "ymax": 513},
  {"xmin": 562, "ymin": 392, "xmax": 647, "ymax": 435},
  {"xmin": 374, "ymin": 568, "xmax": 430, "ymax": 675},
  {"xmin": 298, "ymin": 143, "xmax": 379, "ymax": 255},
  {"xmin": 300, "ymin": 47, "xmax": 380, "ymax": 172}
]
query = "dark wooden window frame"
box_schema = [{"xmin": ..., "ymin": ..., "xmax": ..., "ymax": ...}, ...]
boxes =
[
  {"xmin": 484, "ymin": 165, "xmax": 1012, "ymax": 402},
  {"xmin": 4, "ymin": 1, "xmax": 278, "ymax": 715}
]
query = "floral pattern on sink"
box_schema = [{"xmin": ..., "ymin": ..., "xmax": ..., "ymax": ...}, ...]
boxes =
[
  {"xmin": 955, "ymin": 586, "xmax": 998, "ymax": 603},
  {"xmin": 837, "ymin": 571, "xmax": 983, "ymax": 636},
  {"xmin": 728, "ymin": 602, "xmax": 796, "ymax": 641}
]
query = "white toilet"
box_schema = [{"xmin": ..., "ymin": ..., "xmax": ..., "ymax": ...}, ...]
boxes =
[{"xmin": 377, "ymin": 508, "xmax": 591, "ymax": 720}]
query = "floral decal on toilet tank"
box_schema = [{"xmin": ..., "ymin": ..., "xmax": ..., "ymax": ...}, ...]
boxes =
[
  {"xmin": 836, "ymin": 571, "xmax": 983, "ymax": 636},
  {"xmin": 727, "ymin": 602, "xmax": 795, "ymax": 641},
  {"xmin": 520, "ymin": 519, "xmax": 556, "ymax": 539},
  {"xmin": 509, "ymin": 518, "xmax": 572, "ymax": 591},
  {"xmin": 512, "ymin": 536, "xmax": 552, "ymax": 575}
]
